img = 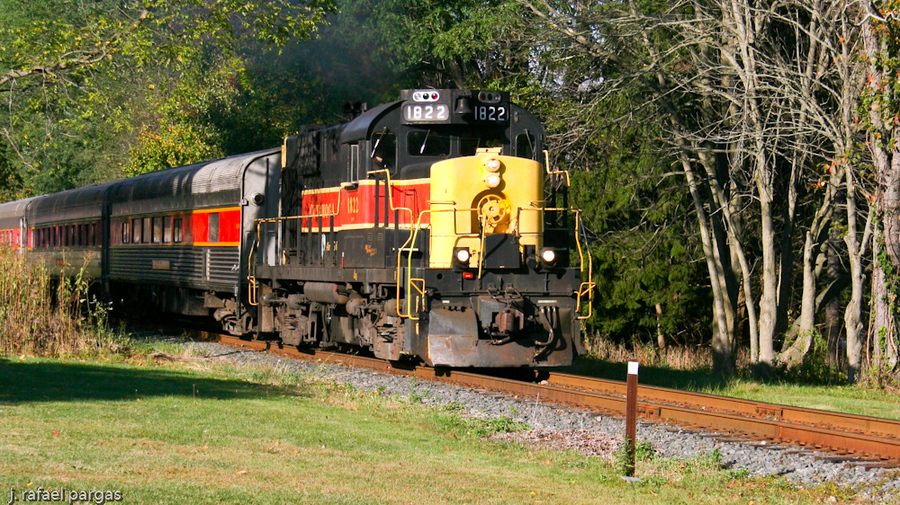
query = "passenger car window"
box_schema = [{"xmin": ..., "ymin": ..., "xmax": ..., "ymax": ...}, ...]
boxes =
[
  {"xmin": 208, "ymin": 213, "xmax": 219, "ymax": 243},
  {"xmin": 132, "ymin": 218, "xmax": 141, "ymax": 244},
  {"xmin": 152, "ymin": 216, "xmax": 162, "ymax": 244},
  {"xmin": 173, "ymin": 217, "xmax": 183, "ymax": 243}
]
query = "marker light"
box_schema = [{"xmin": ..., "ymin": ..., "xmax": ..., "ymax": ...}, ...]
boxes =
[
  {"xmin": 484, "ymin": 158, "xmax": 502, "ymax": 172},
  {"xmin": 484, "ymin": 172, "xmax": 502, "ymax": 188}
]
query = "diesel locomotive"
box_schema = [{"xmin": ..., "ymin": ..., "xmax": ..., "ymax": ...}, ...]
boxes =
[{"xmin": 0, "ymin": 89, "xmax": 594, "ymax": 368}]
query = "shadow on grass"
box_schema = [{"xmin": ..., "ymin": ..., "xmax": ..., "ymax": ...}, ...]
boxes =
[
  {"xmin": 561, "ymin": 356, "xmax": 732, "ymax": 392},
  {"xmin": 0, "ymin": 358, "xmax": 307, "ymax": 404},
  {"xmin": 565, "ymin": 353, "xmax": 852, "ymax": 392}
]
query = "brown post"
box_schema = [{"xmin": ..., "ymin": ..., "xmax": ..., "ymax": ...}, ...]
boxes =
[{"xmin": 625, "ymin": 361, "xmax": 639, "ymax": 477}]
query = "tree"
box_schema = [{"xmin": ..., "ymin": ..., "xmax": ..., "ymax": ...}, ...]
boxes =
[
  {"xmin": 0, "ymin": 0, "xmax": 335, "ymax": 193},
  {"xmin": 860, "ymin": 1, "xmax": 900, "ymax": 380}
]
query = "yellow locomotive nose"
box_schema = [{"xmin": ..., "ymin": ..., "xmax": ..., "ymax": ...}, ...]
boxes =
[{"xmin": 429, "ymin": 152, "xmax": 544, "ymax": 269}]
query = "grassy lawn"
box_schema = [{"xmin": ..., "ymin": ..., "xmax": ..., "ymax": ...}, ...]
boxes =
[
  {"xmin": 0, "ymin": 354, "xmax": 865, "ymax": 505},
  {"xmin": 565, "ymin": 357, "xmax": 900, "ymax": 421}
]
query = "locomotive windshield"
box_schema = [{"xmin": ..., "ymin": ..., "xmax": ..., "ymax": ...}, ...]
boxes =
[{"xmin": 404, "ymin": 127, "xmax": 505, "ymax": 158}]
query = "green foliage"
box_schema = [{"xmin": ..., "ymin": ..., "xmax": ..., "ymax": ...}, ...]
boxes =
[
  {"xmin": 434, "ymin": 412, "xmax": 530, "ymax": 438},
  {"xmin": 0, "ymin": 0, "xmax": 336, "ymax": 192},
  {"xmin": 569, "ymin": 118, "xmax": 709, "ymax": 345},
  {"xmin": 126, "ymin": 122, "xmax": 224, "ymax": 176},
  {"xmin": 124, "ymin": 57, "xmax": 250, "ymax": 174},
  {"xmin": 347, "ymin": 0, "xmax": 532, "ymax": 89},
  {"xmin": 779, "ymin": 331, "xmax": 848, "ymax": 385},
  {"xmin": 613, "ymin": 438, "xmax": 654, "ymax": 476}
]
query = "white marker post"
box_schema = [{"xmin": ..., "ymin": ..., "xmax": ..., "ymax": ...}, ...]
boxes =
[{"xmin": 623, "ymin": 361, "xmax": 639, "ymax": 479}]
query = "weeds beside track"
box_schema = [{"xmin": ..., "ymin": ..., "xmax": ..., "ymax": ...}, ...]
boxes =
[{"xmin": 0, "ymin": 248, "xmax": 124, "ymax": 357}]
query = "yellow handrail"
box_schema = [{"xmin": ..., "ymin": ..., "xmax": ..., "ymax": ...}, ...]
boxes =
[
  {"xmin": 365, "ymin": 170, "xmax": 420, "ymax": 319},
  {"xmin": 573, "ymin": 211, "xmax": 595, "ymax": 320},
  {"xmin": 248, "ymin": 166, "xmax": 594, "ymax": 322},
  {"xmin": 398, "ymin": 203, "xmax": 481, "ymax": 319},
  {"xmin": 248, "ymin": 183, "xmax": 354, "ymax": 306}
]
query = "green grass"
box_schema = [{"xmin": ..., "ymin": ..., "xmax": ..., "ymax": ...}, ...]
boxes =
[{"xmin": 0, "ymin": 354, "xmax": 870, "ymax": 505}]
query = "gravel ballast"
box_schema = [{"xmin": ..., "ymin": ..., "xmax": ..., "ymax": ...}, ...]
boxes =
[{"xmin": 173, "ymin": 338, "xmax": 900, "ymax": 502}]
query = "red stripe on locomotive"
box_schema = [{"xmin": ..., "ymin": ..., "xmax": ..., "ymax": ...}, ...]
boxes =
[{"xmin": 301, "ymin": 181, "xmax": 431, "ymax": 230}]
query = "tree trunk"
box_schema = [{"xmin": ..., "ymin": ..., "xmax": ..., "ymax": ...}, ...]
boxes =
[
  {"xmin": 871, "ymin": 232, "xmax": 891, "ymax": 374},
  {"xmin": 778, "ymin": 231, "xmax": 817, "ymax": 366},
  {"xmin": 757, "ymin": 185, "xmax": 778, "ymax": 367},
  {"xmin": 826, "ymin": 237, "xmax": 843, "ymax": 367},
  {"xmin": 679, "ymin": 151, "xmax": 735, "ymax": 374},
  {"xmin": 697, "ymin": 149, "xmax": 758, "ymax": 363},
  {"xmin": 843, "ymin": 168, "xmax": 870, "ymax": 383},
  {"xmin": 656, "ymin": 303, "xmax": 665, "ymax": 349},
  {"xmin": 862, "ymin": 7, "xmax": 900, "ymax": 375}
]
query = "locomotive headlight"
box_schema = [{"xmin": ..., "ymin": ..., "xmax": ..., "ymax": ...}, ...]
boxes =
[
  {"xmin": 539, "ymin": 247, "xmax": 557, "ymax": 267},
  {"xmin": 453, "ymin": 247, "xmax": 471, "ymax": 270},
  {"xmin": 484, "ymin": 172, "xmax": 502, "ymax": 188},
  {"xmin": 484, "ymin": 158, "xmax": 502, "ymax": 172}
]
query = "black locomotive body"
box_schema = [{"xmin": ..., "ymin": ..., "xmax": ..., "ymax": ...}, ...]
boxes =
[
  {"xmin": 0, "ymin": 89, "xmax": 593, "ymax": 368},
  {"xmin": 252, "ymin": 89, "xmax": 593, "ymax": 367}
]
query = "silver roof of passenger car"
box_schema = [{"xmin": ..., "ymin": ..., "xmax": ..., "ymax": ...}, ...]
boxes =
[
  {"xmin": 0, "ymin": 196, "xmax": 41, "ymax": 228},
  {"xmin": 109, "ymin": 149, "xmax": 280, "ymax": 215}
]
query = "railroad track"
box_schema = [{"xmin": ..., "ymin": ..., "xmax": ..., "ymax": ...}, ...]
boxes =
[{"xmin": 191, "ymin": 331, "xmax": 900, "ymax": 467}]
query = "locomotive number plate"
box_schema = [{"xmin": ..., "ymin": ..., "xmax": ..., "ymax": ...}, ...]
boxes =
[
  {"xmin": 474, "ymin": 105, "xmax": 507, "ymax": 122},
  {"xmin": 403, "ymin": 104, "xmax": 450, "ymax": 123}
]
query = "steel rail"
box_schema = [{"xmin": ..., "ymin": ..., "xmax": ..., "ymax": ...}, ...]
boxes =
[
  {"xmin": 544, "ymin": 372, "xmax": 900, "ymax": 440},
  {"xmin": 196, "ymin": 332, "xmax": 900, "ymax": 465}
]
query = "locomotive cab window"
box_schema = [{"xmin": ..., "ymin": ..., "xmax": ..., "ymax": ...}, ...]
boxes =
[
  {"xmin": 460, "ymin": 131, "xmax": 504, "ymax": 156},
  {"xmin": 347, "ymin": 144, "xmax": 360, "ymax": 182},
  {"xmin": 407, "ymin": 130, "xmax": 451, "ymax": 157},
  {"xmin": 516, "ymin": 132, "xmax": 536, "ymax": 160},
  {"xmin": 371, "ymin": 130, "xmax": 396, "ymax": 171}
]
